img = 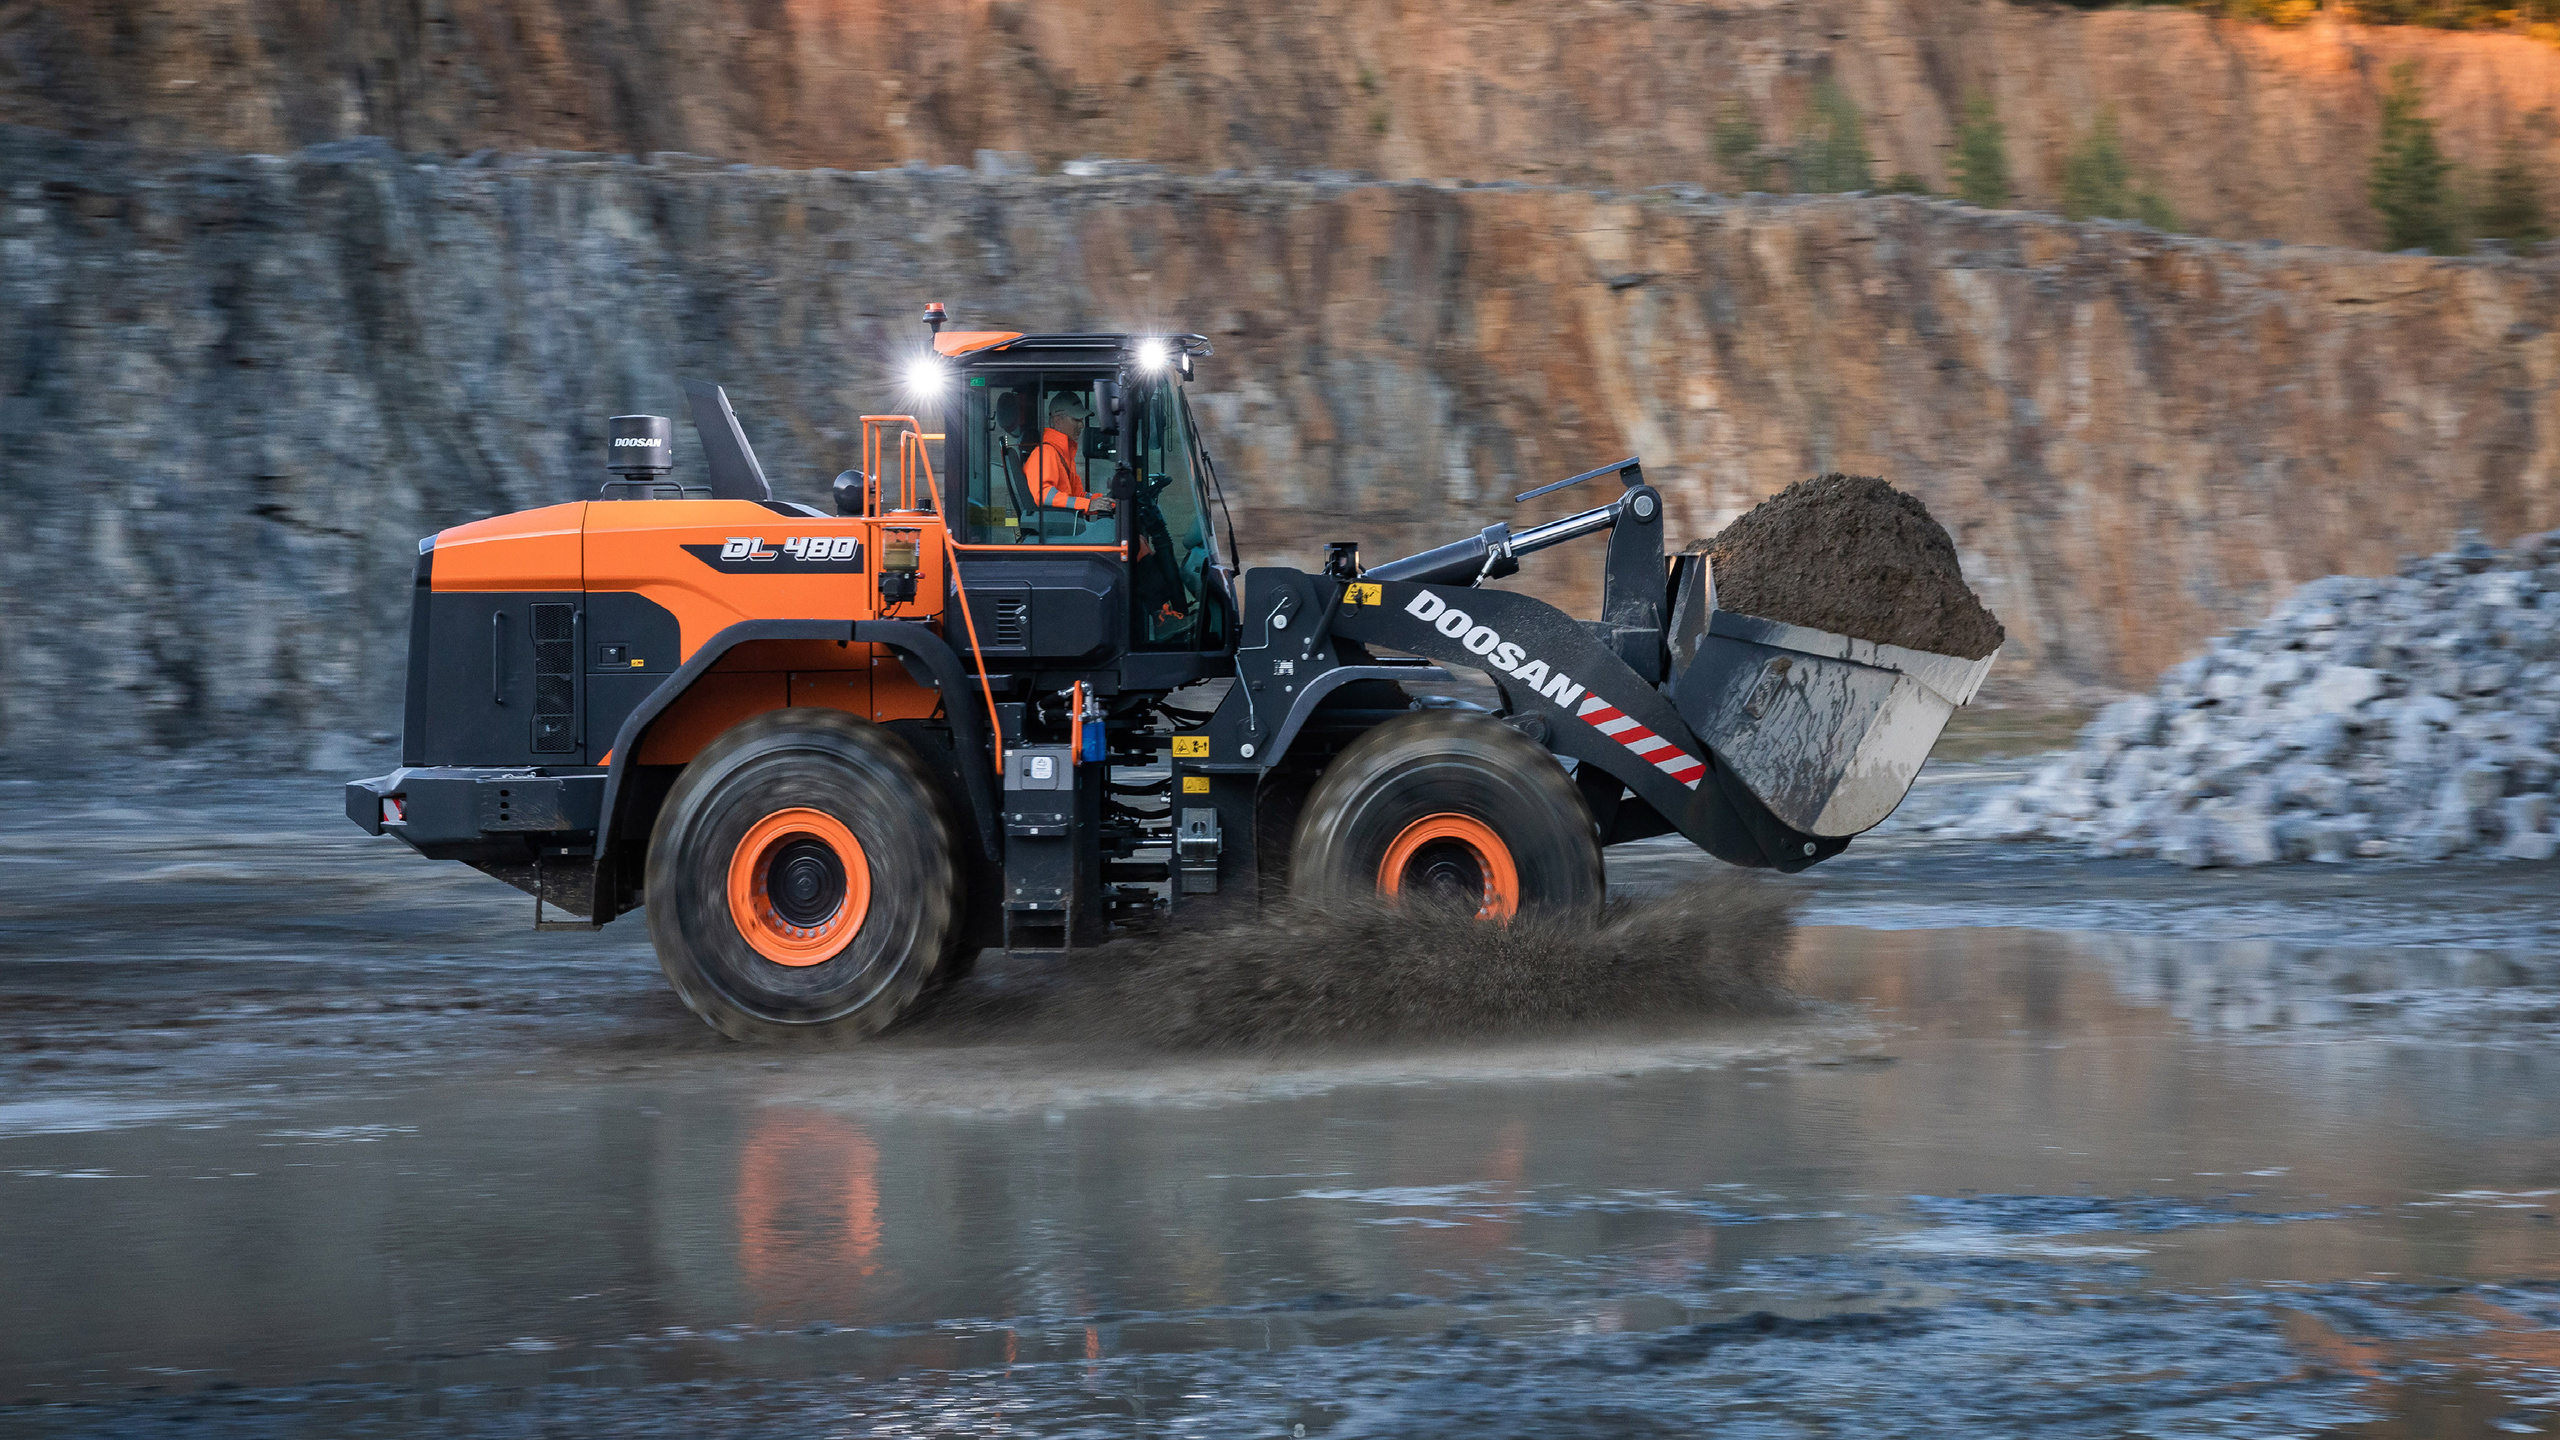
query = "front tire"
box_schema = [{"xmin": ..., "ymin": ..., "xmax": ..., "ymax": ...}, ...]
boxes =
[
  {"xmin": 1290, "ymin": 710, "xmax": 1603, "ymax": 920},
  {"xmin": 645, "ymin": 710, "xmax": 961, "ymax": 1040}
]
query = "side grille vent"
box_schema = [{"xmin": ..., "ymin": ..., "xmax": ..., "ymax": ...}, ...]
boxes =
[
  {"xmin": 531, "ymin": 603, "xmax": 577, "ymax": 753},
  {"xmin": 991, "ymin": 596, "xmax": 1029, "ymax": 648},
  {"xmin": 532, "ymin": 602, "xmax": 576, "ymax": 666}
]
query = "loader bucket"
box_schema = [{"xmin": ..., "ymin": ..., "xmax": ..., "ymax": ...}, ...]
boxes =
[{"xmin": 1670, "ymin": 608, "xmax": 1997, "ymax": 839}]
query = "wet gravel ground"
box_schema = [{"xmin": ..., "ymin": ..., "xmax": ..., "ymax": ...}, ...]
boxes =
[{"xmin": 4, "ymin": 764, "xmax": 2560, "ymax": 1436}]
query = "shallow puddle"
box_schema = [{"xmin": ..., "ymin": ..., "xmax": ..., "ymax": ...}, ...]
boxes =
[{"xmin": 4, "ymin": 925, "xmax": 2557, "ymax": 1435}]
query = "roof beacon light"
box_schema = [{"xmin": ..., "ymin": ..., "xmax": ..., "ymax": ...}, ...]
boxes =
[
  {"xmin": 1136, "ymin": 337, "xmax": 1170, "ymax": 372},
  {"xmin": 922, "ymin": 301, "xmax": 948, "ymax": 335}
]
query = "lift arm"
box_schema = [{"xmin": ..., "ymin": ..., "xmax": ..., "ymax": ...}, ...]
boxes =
[{"xmin": 1324, "ymin": 580, "xmax": 1847, "ymax": 872}]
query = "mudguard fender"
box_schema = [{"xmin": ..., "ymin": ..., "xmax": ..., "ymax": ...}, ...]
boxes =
[{"xmin": 586, "ymin": 619, "xmax": 1000, "ymax": 920}]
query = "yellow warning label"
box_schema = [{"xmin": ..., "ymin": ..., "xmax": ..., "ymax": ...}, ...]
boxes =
[
  {"xmin": 1172, "ymin": 735, "xmax": 1210, "ymax": 758},
  {"xmin": 1182, "ymin": 775, "xmax": 1211, "ymax": 793},
  {"xmin": 1344, "ymin": 582, "xmax": 1383, "ymax": 607}
]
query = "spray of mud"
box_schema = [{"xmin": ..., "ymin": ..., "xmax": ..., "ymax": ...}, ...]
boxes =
[{"xmin": 913, "ymin": 875, "xmax": 1801, "ymax": 1052}]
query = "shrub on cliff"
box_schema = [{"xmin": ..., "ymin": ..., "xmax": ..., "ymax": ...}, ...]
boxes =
[
  {"xmin": 2060, "ymin": 111, "xmax": 2177, "ymax": 230},
  {"xmin": 2065, "ymin": 0, "xmax": 2542, "ymax": 31},
  {"xmin": 2370, "ymin": 64, "xmax": 2460, "ymax": 253},
  {"xmin": 2473, "ymin": 139, "xmax": 2551, "ymax": 248},
  {"xmin": 1714, "ymin": 101, "xmax": 1776, "ymax": 192},
  {"xmin": 2190, "ymin": 0, "xmax": 2320, "ymax": 24},
  {"xmin": 1793, "ymin": 80, "xmax": 1875, "ymax": 193},
  {"xmin": 2344, "ymin": 0, "xmax": 2545, "ymax": 26},
  {"xmin": 1951, "ymin": 96, "xmax": 2011, "ymax": 208}
]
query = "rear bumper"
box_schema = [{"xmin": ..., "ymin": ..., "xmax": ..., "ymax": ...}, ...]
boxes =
[{"xmin": 347, "ymin": 767, "xmax": 606, "ymax": 850}]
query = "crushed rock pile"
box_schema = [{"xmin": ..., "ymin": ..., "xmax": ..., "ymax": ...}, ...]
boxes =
[
  {"xmin": 1693, "ymin": 473, "xmax": 2005, "ymax": 660},
  {"xmin": 1955, "ymin": 532, "xmax": 2560, "ymax": 866}
]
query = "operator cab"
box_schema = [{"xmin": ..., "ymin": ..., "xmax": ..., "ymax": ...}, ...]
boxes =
[{"xmin": 931, "ymin": 331, "xmax": 1232, "ymax": 675}]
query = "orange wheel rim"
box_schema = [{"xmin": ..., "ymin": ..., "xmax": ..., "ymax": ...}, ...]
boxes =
[
  {"xmin": 1378, "ymin": 812, "xmax": 1519, "ymax": 922},
  {"xmin": 725, "ymin": 807, "xmax": 871, "ymax": 966}
]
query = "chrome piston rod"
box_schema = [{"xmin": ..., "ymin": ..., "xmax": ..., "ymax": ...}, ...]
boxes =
[{"xmin": 1507, "ymin": 501, "xmax": 1623, "ymax": 554}]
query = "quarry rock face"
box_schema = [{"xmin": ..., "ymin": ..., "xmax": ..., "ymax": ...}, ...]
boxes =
[
  {"xmin": 3, "ymin": 135, "xmax": 2559, "ymax": 766},
  {"xmin": 1964, "ymin": 533, "xmax": 2560, "ymax": 865},
  {"xmin": 8, "ymin": 0, "xmax": 2560, "ymax": 250}
]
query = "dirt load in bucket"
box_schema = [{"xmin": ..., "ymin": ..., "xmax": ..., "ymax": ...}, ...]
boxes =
[{"xmin": 1691, "ymin": 473, "xmax": 2004, "ymax": 660}]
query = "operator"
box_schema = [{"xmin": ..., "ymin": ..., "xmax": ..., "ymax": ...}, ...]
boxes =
[{"xmin": 1024, "ymin": 392, "xmax": 1115, "ymax": 519}]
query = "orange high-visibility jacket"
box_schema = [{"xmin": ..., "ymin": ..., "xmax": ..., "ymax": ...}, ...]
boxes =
[{"xmin": 1024, "ymin": 427, "xmax": 1100, "ymax": 513}]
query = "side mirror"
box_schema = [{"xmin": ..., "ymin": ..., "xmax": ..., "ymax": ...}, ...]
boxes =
[{"xmin": 832, "ymin": 470, "xmax": 863, "ymax": 516}]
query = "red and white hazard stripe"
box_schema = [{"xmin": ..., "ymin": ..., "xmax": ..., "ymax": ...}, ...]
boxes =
[{"xmin": 1575, "ymin": 695, "xmax": 1706, "ymax": 789}]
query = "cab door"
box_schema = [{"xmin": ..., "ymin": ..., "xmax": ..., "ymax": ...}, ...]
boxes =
[{"xmin": 949, "ymin": 369, "xmax": 1128, "ymax": 669}]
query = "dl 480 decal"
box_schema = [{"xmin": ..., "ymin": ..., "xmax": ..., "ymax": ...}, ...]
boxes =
[{"xmin": 682, "ymin": 536, "xmax": 866, "ymax": 574}]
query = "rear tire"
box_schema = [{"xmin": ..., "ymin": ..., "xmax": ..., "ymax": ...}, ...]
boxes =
[
  {"xmin": 1291, "ymin": 710, "xmax": 1603, "ymax": 920},
  {"xmin": 645, "ymin": 709, "xmax": 961, "ymax": 1040}
]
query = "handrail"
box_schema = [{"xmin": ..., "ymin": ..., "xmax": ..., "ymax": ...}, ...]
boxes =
[
  {"xmin": 860, "ymin": 416, "xmax": 949, "ymax": 515},
  {"xmin": 896, "ymin": 430, "xmax": 946, "ymax": 512},
  {"xmin": 859, "ymin": 417, "xmax": 887, "ymax": 516},
  {"xmin": 869, "ymin": 414, "xmax": 1005, "ymax": 775}
]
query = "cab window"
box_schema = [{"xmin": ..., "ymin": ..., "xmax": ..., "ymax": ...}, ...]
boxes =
[{"xmin": 961, "ymin": 372, "xmax": 1120, "ymax": 546}]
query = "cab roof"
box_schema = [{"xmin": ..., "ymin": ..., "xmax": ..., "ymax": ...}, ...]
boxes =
[{"xmin": 932, "ymin": 331, "xmax": 1213, "ymax": 364}]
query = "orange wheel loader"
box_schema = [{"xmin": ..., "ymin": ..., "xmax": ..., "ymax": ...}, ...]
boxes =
[{"xmin": 348, "ymin": 306, "xmax": 1995, "ymax": 1038}]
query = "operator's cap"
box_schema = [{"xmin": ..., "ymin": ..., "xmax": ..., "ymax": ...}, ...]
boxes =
[{"xmin": 1047, "ymin": 390, "xmax": 1091, "ymax": 419}]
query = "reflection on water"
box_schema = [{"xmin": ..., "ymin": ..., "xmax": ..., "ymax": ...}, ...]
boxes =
[
  {"xmin": 2, "ymin": 927, "xmax": 2556, "ymax": 1435},
  {"xmin": 2072, "ymin": 930, "xmax": 2560, "ymax": 1041},
  {"xmin": 737, "ymin": 1110, "xmax": 881, "ymax": 1320}
]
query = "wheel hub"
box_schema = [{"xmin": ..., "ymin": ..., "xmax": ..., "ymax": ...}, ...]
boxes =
[
  {"xmin": 725, "ymin": 808, "xmax": 872, "ymax": 966},
  {"xmin": 1377, "ymin": 812, "xmax": 1520, "ymax": 922},
  {"xmin": 766, "ymin": 838, "xmax": 847, "ymax": 929},
  {"xmin": 1403, "ymin": 840, "xmax": 1487, "ymax": 904}
]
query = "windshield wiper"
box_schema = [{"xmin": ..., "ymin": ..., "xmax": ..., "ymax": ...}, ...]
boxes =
[{"xmin": 1179, "ymin": 390, "xmax": 1242, "ymax": 572}]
